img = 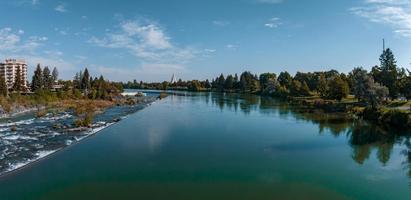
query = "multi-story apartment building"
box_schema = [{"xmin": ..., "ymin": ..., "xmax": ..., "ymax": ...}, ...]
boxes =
[{"xmin": 0, "ymin": 59, "xmax": 28, "ymax": 89}]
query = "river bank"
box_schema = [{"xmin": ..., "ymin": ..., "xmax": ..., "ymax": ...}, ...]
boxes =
[{"xmin": 0, "ymin": 95, "xmax": 159, "ymax": 177}]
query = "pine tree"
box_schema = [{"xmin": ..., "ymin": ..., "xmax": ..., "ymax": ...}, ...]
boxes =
[
  {"xmin": 73, "ymin": 72, "xmax": 80, "ymax": 89},
  {"xmin": 217, "ymin": 74, "xmax": 225, "ymax": 91},
  {"xmin": 31, "ymin": 64, "xmax": 43, "ymax": 91},
  {"xmin": 81, "ymin": 68, "xmax": 90, "ymax": 91},
  {"xmin": 13, "ymin": 67, "xmax": 23, "ymax": 92},
  {"xmin": 0, "ymin": 76, "xmax": 7, "ymax": 96},
  {"xmin": 42, "ymin": 66, "xmax": 52, "ymax": 89},
  {"xmin": 372, "ymin": 48, "xmax": 399, "ymax": 99},
  {"xmin": 52, "ymin": 67, "xmax": 59, "ymax": 83}
]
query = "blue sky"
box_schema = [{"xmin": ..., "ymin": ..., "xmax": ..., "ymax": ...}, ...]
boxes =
[{"xmin": 0, "ymin": 0, "xmax": 411, "ymax": 81}]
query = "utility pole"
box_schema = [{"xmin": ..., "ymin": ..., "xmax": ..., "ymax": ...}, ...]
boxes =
[{"xmin": 383, "ymin": 38, "xmax": 385, "ymax": 52}]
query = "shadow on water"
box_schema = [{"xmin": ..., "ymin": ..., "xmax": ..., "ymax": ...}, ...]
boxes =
[{"xmin": 198, "ymin": 92, "xmax": 411, "ymax": 180}]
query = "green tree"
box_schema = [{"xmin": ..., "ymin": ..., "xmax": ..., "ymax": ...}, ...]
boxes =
[
  {"xmin": 317, "ymin": 74, "xmax": 327, "ymax": 97},
  {"xmin": 300, "ymin": 81, "xmax": 311, "ymax": 96},
  {"xmin": 188, "ymin": 80, "xmax": 202, "ymax": 91},
  {"xmin": 290, "ymin": 80, "xmax": 302, "ymax": 96},
  {"xmin": 372, "ymin": 48, "xmax": 399, "ymax": 99},
  {"xmin": 204, "ymin": 79, "xmax": 211, "ymax": 89},
  {"xmin": 81, "ymin": 68, "xmax": 91, "ymax": 91},
  {"xmin": 327, "ymin": 75, "xmax": 349, "ymax": 101},
  {"xmin": 259, "ymin": 73, "xmax": 277, "ymax": 94},
  {"xmin": 224, "ymin": 75, "xmax": 234, "ymax": 90},
  {"xmin": 52, "ymin": 67, "xmax": 59, "ymax": 83},
  {"xmin": 42, "ymin": 66, "xmax": 52, "ymax": 89},
  {"xmin": 240, "ymin": 71, "xmax": 259, "ymax": 93},
  {"xmin": 161, "ymin": 81, "xmax": 169, "ymax": 90},
  {"xmin": 13, "ymin": 67, "xmax": 24, "ymax": 92},
  {"xmin": 217, "ymin": 74, "xmax": 225, "ymax": 91},
  {"xmin": 277, "ymin": 71, "xmax": 292, "ymax": 88},
  {"xmin": 31, "ymin": 64, "xmax": 43, "ymax": 91}
]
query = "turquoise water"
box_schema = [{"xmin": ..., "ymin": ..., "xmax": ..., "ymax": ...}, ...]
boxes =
[{"xmin": 0, "ymin": 92, "xmax": 410, "ymax": 199}]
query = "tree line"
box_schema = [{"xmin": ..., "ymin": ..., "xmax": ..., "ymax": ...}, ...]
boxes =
[
  {"xmin": 0, "ymin": 64, "xmax": 123, "ymax": 101},
  {"xmin": 124, "ymin": 48, "xmax": 409, "ymax": 108}
]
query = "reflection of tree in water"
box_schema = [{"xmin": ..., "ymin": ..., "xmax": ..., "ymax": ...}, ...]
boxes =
[
  {"xmin": 208, "ymin": 92, "xmax": 411, "ymax": 178},
  {"xmin": 349, "ymin": 122, "xmax": 394, "ymax": 165}
]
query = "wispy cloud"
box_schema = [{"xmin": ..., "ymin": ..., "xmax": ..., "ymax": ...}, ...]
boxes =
[
  {"xmin": 0, "ymin": 27, "xmax": 47, "ymax": 53},
  {"xmin": 89, "ymin": 19, "xmax": 199, "ymax": 73},
  {"xmin": 212, "ymin": 20, "xmax": 230, "ymax": 27},
  {"xmin": 351, "ymin": 0, "xmax": 411, "ymax": 37},
  {"xmin": 0, "ymin": 27, "xmax": 76, "ymax": 77},
  {"xmin": 226, "ymin": 44, "xmax": 238, "ymax": 50},
  {"xmin": 32, "ymin": 0, "xmax": 39, "ymax": 5},
  {"xmin": 55, "ymin": 3, "xmax": 67, "ymax": 13},
  {"xmin": 264, "ymin": 17, "xmax": 282, "ymax": 28}
]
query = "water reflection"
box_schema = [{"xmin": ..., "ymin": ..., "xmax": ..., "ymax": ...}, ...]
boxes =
[{"xmin": 204, "ymin": 92, "xmax": 411, "ymax": 179}]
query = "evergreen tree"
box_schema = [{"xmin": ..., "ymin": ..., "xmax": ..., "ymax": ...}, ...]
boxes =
[
  {"xmin": 81, "ymin": 68, "xmax": 91, "ymax": 91},
  {"xmin": 204, "ymin": 79, "xmax": 211, "ymax": 89},
  {"xmin": 217, "ymin": 74, "xmax": 225, "ymax": 91},
  {"xmin": 52, "ymin": 67, "xmax": 59, "ymax": 83},
  {"xmin": 31, "ymin": 64, "xmax": 43, "ymax": 91},
  {"xmin": 372, "ymin": 48, "xmax": 399, "ymax": 99},
  {"xmin": 0, "ymin": 76, "xmax": 7, "ymax": 96},
  {"xmin": 42, "ymin": 66, "xmax": 52, "ymax": 89},
  {"xmin": 224, "ymin": 75, "xmax": 234, "ymax": 90},
  {"xmin": 13, "ymin": 67, "xmax": 24, "ymax": 92},
  {"xmin": 73, "ymin": 72, "xmax": 81, "ymax": 89}
]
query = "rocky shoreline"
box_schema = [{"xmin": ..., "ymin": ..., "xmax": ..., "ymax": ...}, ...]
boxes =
[{"xmin": 0, "ymin": 95, "xmax": 159, "ymax": 177}]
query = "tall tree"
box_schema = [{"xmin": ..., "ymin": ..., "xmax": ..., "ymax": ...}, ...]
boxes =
[
  {"xmin": 217, "ymin": 74, "xmax": 225, "ymax": 91},
  {"xmin": 224, "ymin": 75, "xmax": 234, "ymax": 90},
  {"xmin": 73, "ymin": 72, "xmax": 81, "ymax": 89},
  {"xmin": 372, "ymin": 48, "xmax": 399, "ymax": 99},
  {"xmin": 81, "ymin": 68, "xmax": 91, "ymax": 91},
  {"xmin": 204, "ymin": 79, "xmax": 211, "ymax": 89},
  {"xmin": 52, "ymin": 67, "xmax": 59, "ymax": 83},
  {"xmin": 13, "ymin": 67, "xmax": 24, "ymax": 92},
  {"xmin": 42, "ymin": 66, "xmax": 52, "ymax": 89},
  {"xmin": 31, "ymin": 64, "xmax": 43, "ymax": 91}
]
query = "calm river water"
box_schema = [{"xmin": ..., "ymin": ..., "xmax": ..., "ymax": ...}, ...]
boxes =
[{"xmin": 0, "ymin": 92, "xmax": 410, "ymax": 200}]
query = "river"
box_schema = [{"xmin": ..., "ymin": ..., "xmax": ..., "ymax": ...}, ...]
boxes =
[{"xmin": 0, "ymin": 92, "xmax": 410, "ymax": 199}]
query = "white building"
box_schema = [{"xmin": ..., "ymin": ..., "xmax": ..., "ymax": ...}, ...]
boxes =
[
  {"xmin": 0, "ymin": 59, "xmax": 28, "ymax": 89},
  {"xmin": 170, "ymin": 73, "xmax": 177, "ymax": 84}
]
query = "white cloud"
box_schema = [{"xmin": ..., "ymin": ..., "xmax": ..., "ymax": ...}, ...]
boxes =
[
  {"xmin": 204, "ymin": 48, "xmax": 216, "ymax": 53},
  {"xmin": 264, "ymin": 17, "xmax": 282, "ymax": 28},
  {"xmin": 89, "ymin": 19, "xmax": 199, "ymax": 70},
  {"xmin": 81, "ymin": 15, "xmax": 88, "ymax": 19},
  {"xmin": 55, "ymin": 3, "xmax": 67, "ymax": 13},
  {"xmin": 0, "ymin": 28, "xmax": 21, "ymax": 50},
  {"xmin": 0, "ymin": 27, "xmax": 76, "ymax": 78},
  {"xmin": 32, "ymin": 0, "xmax": 39, "ymax": 5},
  {"xmin": 351, "ymin": 0, "xmax": 411, "ymax": 37}
]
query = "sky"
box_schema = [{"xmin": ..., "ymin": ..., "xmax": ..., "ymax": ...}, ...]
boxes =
[{"xmin": 0, "ymin": 0, "xmax": 411, "ymax": 82}]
